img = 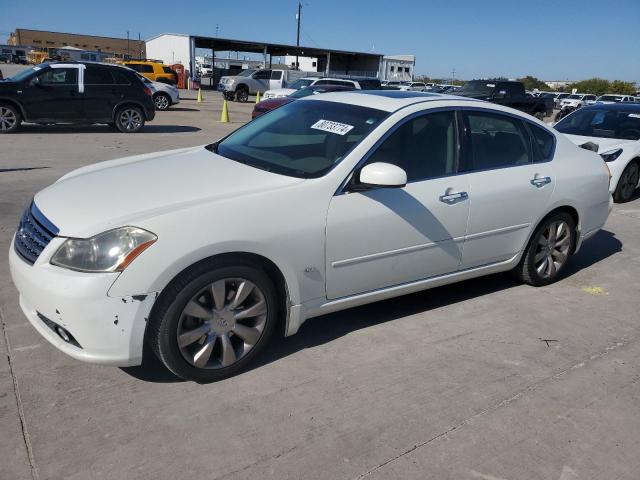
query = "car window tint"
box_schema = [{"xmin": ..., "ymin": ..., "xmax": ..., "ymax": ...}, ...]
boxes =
[
  {"xmin": 112, "ymin": 70, "xmax": 132, "ymax": 85},
  {"xmin": 162, "ymin": 66, "xmax": 173, "ymax": 74},
  {"xmin": 84, "ymin": 66, "xmax": 114, "ymax": 85},
  {"xmin": 254, "ymin": 70, "xmax": 271, "ymax": 79},
  {"xmin": 271, "ymin": 71, "xmax": 283, "ymax": 80},
  {"xmin": 37, "ymin": 68, "xmax": 77, "ymax": 85},
  {"xmin": 366, "ymin": 111, "xmax": 458, "ymax": 182},
  {"xmin": 461, "ymin": 111, "xmax": 531, "ymax": 172},
  {"xmin": 529, "ymin": 124, "xmax": 555, "ymax": 163}
]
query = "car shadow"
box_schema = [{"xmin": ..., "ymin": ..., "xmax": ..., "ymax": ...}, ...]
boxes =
[
  {"xmin": 120, "ymin": 229, "xmax": 622, "ymax": 384},
  {"xmin": 167, "ymin": 107, "xmax": 200, "ymax": 112},
  {"xmin": 16, "ymin": 124, "xmax": 201, "ymax": 134}
]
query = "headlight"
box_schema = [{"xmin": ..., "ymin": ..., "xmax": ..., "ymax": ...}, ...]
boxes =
[
  {"xmin": 600, "ymin": 148, "xmax": 623, "ymax": 162},
  {"xmin": 51, "ymin": 226, "xmax": 157, "ymax": 273}
]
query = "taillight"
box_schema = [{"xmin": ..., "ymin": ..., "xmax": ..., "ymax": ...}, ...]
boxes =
[{"xmin": 143, "ymin": 86, "xmax": 153, "ymax": 97}]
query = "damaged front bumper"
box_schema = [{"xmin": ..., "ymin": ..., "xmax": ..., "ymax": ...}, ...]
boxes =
[{"xmin": 9, "ymin": 236, "xmax": 157, "ymax": 366}]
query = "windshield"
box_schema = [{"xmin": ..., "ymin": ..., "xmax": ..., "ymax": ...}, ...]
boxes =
[
  {"xmin": 288, "ymin": 79, "xmax": 314, "ymax": 90},
  {"xmin": 458, "ymin": 81, "xmax": 496, "ymax": 96},
  {"xmin": 558, "ymin": 93, "xmax": 570, "ymax": 99},
  {"xmin": 555, "ymin": 108, "xmax": 640, "ymax": 140},
  {"xmin": 598, "ymin": 95, "xmax": 622, "ymax": 102},
  {"xmin": 237, "ymin": 69, "xmax": 256, "ymax": 77},
  {"xmin": 289, "ymin": 86, "xmax": 341, "ymax": 99},
  {"xmin": 7, "ymin": 65, "xmax": 41, "ymax": 82},
  {"xmin": 211, "ymin": 100, "xmax": 388, "ymax": 178},
  {"xmin": 567, "ymin": 94, "xmax": 582, "ymax": 99}
]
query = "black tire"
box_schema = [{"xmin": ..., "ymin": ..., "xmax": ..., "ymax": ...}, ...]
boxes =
[
  {"xmin": 235, "ymin": 87, "xmax": 249, "ymax": 103},
  {"xmin": 147, "ymin": 259, "xmax": 279, "ymax": 382},
  {"xmin": 153, "ymin": 93, "xmax": 171, "ymax": 111},
  {"xmin": 223, "ymin": 92, "xmax": 235, "ymax": 101},
  {"xmin": 114, "ymin": 105, "xmax": 145, "ymax": 133},
  {"xmin": 0, "ymin": 103, "xmax": 21, "ymax": 133},
  {"xmin": 613, "ymin": 161, "xmax": 639, "ymax": 203},
  {"xmin": 514, "ymin": 212, "xmax": 576, "ymax": 286}
]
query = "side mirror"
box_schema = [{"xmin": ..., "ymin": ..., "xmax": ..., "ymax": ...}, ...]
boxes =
[
  {"xmin": 356, "ymin": 162, "xmax": 407, "ymax": 189},
  {"xmin": 493, "ymin": 90, "xmax": 506, "ymax": 99}
]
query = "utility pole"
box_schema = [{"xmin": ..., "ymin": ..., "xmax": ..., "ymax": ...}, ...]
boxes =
[
  {"xmin": 451, "ymin": 68, "xmax": 456, "ymax": 83},
  {"xmin": 138, "ymin": 32, "xmax": 141, "ymax": 59},
  {"xmin": 295, "ymin": 1, "xmax": 301, "ymax": 70},
  {"xmin": 215, "ymin": 24, "xmax": 219, "ymax": 37},
  {"xmin": 127, "ymin": 31, "xmax": 130, "ymax": 59}
]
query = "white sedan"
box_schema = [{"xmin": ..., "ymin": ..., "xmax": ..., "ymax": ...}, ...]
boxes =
[
  {"xmin": 9, "ymin": 91, "xmax": 612, "ymax": 382},
  {"xmin": 554, "ymin": 102, "xmax": 640, "ymax": 202}
]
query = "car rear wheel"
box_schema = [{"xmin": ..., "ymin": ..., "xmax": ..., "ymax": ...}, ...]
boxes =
[
  {"xmin": 154, "ymin": 93, "xmax": 171, "ymax": 111},
  {"xmin": 115, "ymin": 106, "xmax": 145, "ymax": 133},
  {"xmin": 235, "ymin": 88, "xmax": 249, "ymax": 103},
  {"xmin": 148, "ymin": 260, "xmax": 278, "ymax": 382},
  {"xmin": 614, "ymin": 161, "xmax": 639, "ymax": 203},
  {"xmin": 514, "ymin": 212, "xmax": 575, "ymax": 286},
  {"xmin": 0, "ymin": 104, "xmax": 21, "ymax": 133}
]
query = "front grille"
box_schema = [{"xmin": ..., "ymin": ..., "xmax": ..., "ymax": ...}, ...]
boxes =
[{"xmin": 14, "ymin": 202, "xmax": 58, "ymax": 265}]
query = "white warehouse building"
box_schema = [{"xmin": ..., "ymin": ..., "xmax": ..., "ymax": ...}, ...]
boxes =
[{"xmin": 381, "ymin": 55, "xmax": 416, "ymax": 82}]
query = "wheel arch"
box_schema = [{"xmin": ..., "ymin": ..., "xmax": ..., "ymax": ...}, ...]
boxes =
[
  {"xmin": 111, "ymin": 101, "xmax": 149, "ymax": 122},
  {"xmin": 147, "ymin": 251, "xmax": 291, "ymax": 340},
  {"xmin": 525, "ymin": 205, "xmax": 581, "ymax": 256},
  {"xmin": 0, "ymin": 98, "xmax": 27, "ymax": 120}
]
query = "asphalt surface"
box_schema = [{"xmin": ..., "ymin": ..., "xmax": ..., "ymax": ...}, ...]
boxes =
[{"xmin": 1, "ymin": 85, "xmax": 639, "ymax": 480}]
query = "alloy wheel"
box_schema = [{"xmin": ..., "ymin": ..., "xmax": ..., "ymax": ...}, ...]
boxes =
[
  {"xmin": 0, "ymin": 106, "xmax": 17, "ymax": 131},
  {"xmin": 154, "ymin": 95, "xmax": 169, "ymax": 110},
  {"xmin": 620, "ymin": 163, "xmax": 639, "ymax": 200},
  {"xmin": 177, "ymin": 278, "xmax": 267, "ymax": 369},
  {"xmin": 534, "ymin": 220, "xmax": 571, "ymax": 278},
  {"xmin": 119, "ymin": 109, "xmax": 142, "ymax": 131}
]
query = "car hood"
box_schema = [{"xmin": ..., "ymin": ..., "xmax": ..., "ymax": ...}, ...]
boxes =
[
  {"xmin": 34, "ymin": 146, "xmax": 304, "ymax": 237},
  {"xmin": 255, "ymin": 97, "xmax": 294, "ymax": 110},
  {"xmin": 265, "ymin": 88, "xmax": 295, "ymax": 96},
  {"xmin": 562, "ymin": 134, "xmax": 637, "ymax": 153}
]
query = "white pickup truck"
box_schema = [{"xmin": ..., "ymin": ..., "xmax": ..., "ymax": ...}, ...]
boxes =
[{"xmin": 218, "ymin": 69, "xmax": 319, "ymax": 102}]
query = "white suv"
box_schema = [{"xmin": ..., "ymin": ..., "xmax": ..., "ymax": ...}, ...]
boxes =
[
  {"xmin": 560, "ymin": 93, "xmax": 597, "ymax": 109},
  {"xmin": 9, "ymin": 92, "xmax": 612, "ymax": 381}
]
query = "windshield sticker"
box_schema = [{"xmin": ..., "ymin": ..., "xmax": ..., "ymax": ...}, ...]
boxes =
[
  {"xmin": 486, "ymin": 83, "xmax": 495, "ymax": 87},
  {"xmin": 628, "ymin": 114, "xmax": 640, "ymax": 119},
  {"xmin": 311, "ymin": 119, "xmax": 354, "ymax": 136}
]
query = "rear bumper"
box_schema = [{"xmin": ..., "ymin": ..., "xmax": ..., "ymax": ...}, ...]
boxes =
[{"xmin": 8, "ymin": 237, "xmax": 157, "ymax": 366}]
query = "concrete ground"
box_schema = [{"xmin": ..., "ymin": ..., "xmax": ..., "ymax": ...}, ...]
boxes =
[{"xmin": 1, "ymin": 87, "xmax": 639, "ymax": 480}]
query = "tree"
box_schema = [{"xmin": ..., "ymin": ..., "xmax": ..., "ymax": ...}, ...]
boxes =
[
  {"xmin": 609, "ymin": 80, "xmax": 636, "ymax": 95},
  {"xmin": 565, "ymin": 78, "xmax": 636, "ymax": 96},
  {"xmin": 517, "ymin": 76, "xmax": 550, "ymax": 91}
]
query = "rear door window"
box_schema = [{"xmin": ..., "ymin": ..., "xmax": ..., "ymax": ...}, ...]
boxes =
[
  {"xmin": 528, "ymin": 124, "xmax": 556, "ymax": 163},
  {"xmin": 460, "ymin": 111, "xmax": 532, "ymax": 172},
  {"xmin": 84, "ymin": 66, "xmax": 115, "ymax": 85},
  {"xmin": 270, "ymin": 71, "xmax": 283, "ymax": 80}
]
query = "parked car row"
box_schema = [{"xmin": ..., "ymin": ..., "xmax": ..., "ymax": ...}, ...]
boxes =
[{"xmin": 0, "ymin": 61, "xmax": 181, "ymax": 133}]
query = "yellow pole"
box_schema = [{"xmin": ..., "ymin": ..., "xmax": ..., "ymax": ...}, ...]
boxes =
[{"xmin": 220, "ymin": 99, "xmax": 229, "ymax": 123}]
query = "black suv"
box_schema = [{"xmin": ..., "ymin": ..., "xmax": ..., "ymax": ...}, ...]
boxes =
[{"xmin": 0, "ymin": 62, "xmax": 155, "ymax": 133}]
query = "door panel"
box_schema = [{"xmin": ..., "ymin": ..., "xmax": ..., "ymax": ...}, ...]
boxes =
[
  {"xmin": 22, "ymin": 67, "xmax": 82, "ymax": 121},
  {"xmin": 459, "ymin": 110, "xmax": 555, "ymax": 268},
  {"xmin": 82, "ymin": 66, "xmax": 119, "ymax": 121},
  {"xmin": 326, "ymin": 178, "xmax": 470, "ymax": 299},
  {"xmin": 325, "ymin": 109, "xmax": 469, "ymax": 300}
]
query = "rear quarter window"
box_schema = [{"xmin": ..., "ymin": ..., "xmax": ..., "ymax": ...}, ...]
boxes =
[{"xmin": 528, "ymin": 124, "xmax": 555, "ymax": 163}]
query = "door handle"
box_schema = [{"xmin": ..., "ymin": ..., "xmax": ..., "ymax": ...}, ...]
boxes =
[
  {"xmin": 531, "ymin": 176, "xmax": 552, "ymax": 187},
  {"xmin": 439, "ymin": 190, "xmax": 468, "ymax": 204}
]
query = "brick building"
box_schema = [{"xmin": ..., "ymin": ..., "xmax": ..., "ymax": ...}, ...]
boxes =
[{"xmin": 8, "ymin": 29, "xmax": 145, "ymax": 59}]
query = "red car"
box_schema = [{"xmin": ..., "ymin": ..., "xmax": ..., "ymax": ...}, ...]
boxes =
[{"xmin": 252, "ymin": 84, "xmax": 355, "ymax": 118}]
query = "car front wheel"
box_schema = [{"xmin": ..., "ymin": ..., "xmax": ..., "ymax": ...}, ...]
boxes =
[
  {"xmin": 115, "ymin": 106, "xmax": 145, "ymax": 133},
  {"xmin": 148, "ymin": 260, "xmax": 278, "ymax": 382},
  {"xmin": 235, "ymin": 88, "xmax": 249, "ymax": 103},
  {"xmin": 0, "ymin": 103, "xmax": 21, "ymax": 133},
  {"xmin": 515, "ymin": 212, "xmax": 575, "ymax": 286},
  {"xmin": 614, "ymin": 161, "xmax": 639, "ymax": 203},
  {"xmin": 154, "ymin": 93, "xmax": 171, "ymax": 111}
]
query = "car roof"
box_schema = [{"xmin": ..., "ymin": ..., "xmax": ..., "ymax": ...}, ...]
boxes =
[
  {"xmin": 582, "ymin": 102, "xmax": 640, "ymax": 112},
  {"xmin": 298, "ymin": 90, "xmax": 485, "ymax": 112}
]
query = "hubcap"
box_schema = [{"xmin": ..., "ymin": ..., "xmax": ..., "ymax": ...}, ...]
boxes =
[
  {"xmin": 620, "ymin": 164, "xmax": 639, "ymax": 199},
  {"xmin": 177, "ymin": 278, "xmax": 267, "ymax": 369},
  {"xmin": 120, "ymin": 109, "xmax": 142, "ymax": 131},
  {"xmin": 0, "ymin": 107, "xmax": 16, "ymax": 131},
  {"xmin": 534, "ymin": 220, "xmax": 571, "ymax": 279},
  {"xmin": 155, "ymin": 95, "xmax": 169, "ymax": 109}
]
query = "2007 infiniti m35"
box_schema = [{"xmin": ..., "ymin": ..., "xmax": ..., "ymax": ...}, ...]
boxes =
[{"xmin": 9, "ymin": 91, "xmax": 613, "ymax": 381}]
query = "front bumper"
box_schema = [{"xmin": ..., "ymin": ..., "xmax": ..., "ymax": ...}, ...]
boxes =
[
  {"xmin": 8, "ymin": 237, "xmax": 157, "ymax": 366},
  {"xmin": 218, "ymin": 83, "xmax": 234, "ymax": 92}
]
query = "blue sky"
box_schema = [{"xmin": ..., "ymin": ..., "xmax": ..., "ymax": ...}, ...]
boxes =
[{"xmin": 2, "ymin": 0, "xmax": 638, "ymax": 82}]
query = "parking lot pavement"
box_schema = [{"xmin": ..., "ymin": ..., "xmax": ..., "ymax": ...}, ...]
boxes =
[{"xmin": 1, "ymin": 101, "xmax": 639, "ymax": 480}]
